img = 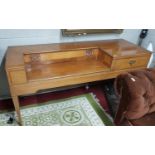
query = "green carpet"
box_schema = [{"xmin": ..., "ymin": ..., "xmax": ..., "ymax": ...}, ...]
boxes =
[{"xmin": 0, "ymin": 94, "xmax": 113, "ymax": 126}]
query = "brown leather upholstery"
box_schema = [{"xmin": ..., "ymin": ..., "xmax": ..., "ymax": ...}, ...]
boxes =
[{"xmin": 114, "ymin": 68, "xmax": 155, "ymax": 126}]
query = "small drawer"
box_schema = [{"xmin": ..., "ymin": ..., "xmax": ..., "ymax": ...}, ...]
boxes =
[
  {"xmin": 112, "ymin": 56, "xmax": 150, "ymax": 70},
  {"xmin": 9, "ymin": 70, "xmax": 27, "ymax": 84}
]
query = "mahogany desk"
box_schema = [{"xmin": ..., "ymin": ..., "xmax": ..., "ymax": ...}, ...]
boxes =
[{"xmin": 5, "ymin": 39, "xmax": 151, "ymax": 125}]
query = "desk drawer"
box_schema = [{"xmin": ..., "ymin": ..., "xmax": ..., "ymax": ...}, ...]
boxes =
[
  {"xmin": 9, "ymin": 70, "xmax": 27, "ymax": 85},
  {"xmin": 112, "ymin": 56, "xmax": 150, "ymax": 70}
]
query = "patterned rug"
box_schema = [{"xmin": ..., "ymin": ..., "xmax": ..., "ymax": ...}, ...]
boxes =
[{"xmin": 0, "ymin": 94, "xmax": 113, "ymax": 126}]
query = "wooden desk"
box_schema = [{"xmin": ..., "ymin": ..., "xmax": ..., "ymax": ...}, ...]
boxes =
[{"xmin": 5, "ymin": 39, "xmax": 151, "ymax": 125}]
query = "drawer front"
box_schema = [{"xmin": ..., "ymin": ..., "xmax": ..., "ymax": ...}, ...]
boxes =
[
  {"xmin": 112, "ymin": 56, "xmax": 150, "ymax": 70},
  {"xmin": 9, "ymin": 70, "xmax": 27, "ymax": 84}
]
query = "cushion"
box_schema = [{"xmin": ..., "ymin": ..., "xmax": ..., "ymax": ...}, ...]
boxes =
[{"xmin": 115, "ymin": 69, "xmax": 155, "ymax": 120}]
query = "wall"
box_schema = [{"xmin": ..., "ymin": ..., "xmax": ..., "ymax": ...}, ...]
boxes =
[
  {"xmin": 0, "ymin": 29, "xmax": 141, "ymax": 98},
  {"xmin": 141, "ymin": 29, "xmax": 155, "ymax": 68},
  {"xmin": 141, "ymin": 29, "xmax": 155, "ymax": 50}
]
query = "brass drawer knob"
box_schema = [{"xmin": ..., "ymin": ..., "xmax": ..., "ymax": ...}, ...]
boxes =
[{"xmin": 129, "ymin": 60, "xmax": 136, "ymax": 65}]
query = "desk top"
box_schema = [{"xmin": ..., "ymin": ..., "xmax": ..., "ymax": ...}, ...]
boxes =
[{"xmin": 5, "ymin": 39, "xmax": 150, "ymax": 69}]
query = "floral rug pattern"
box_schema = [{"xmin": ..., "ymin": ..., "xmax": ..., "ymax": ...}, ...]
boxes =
[{"xmin": 0, "ymin": 94, "xmax": 113, "ymax": 126}]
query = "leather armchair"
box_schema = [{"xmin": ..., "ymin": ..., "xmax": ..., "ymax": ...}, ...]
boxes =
[{"xmin": 114, "ymin": 68, "xmax": 155, "ymax": 126}]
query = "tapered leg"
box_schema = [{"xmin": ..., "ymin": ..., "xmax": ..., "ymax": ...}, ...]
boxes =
[{"xmin": 12, "ymin": 95, "xmax": 23, "ymax": 125}]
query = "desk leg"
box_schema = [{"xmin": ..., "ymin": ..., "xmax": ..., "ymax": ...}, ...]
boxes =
[{"xmin": 12, "ymin": 95, "xmax": 23, "ymax": 126}]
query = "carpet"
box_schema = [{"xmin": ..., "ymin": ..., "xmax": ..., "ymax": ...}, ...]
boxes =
[
  {"xmin": 0, "ymin": 94, "xmax": 113, "ymax": 126},
  {"xmin": 0, "ymin": 85, "xmax": 110, "ymax": 114}
]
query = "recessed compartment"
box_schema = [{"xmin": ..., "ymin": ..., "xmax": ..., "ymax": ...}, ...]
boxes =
[{"xmin": 24, "ymin": 48, "xmax": 110, "ymax": 81}]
